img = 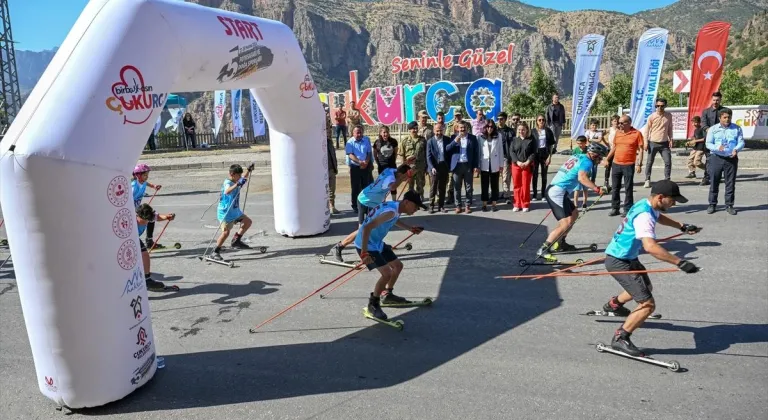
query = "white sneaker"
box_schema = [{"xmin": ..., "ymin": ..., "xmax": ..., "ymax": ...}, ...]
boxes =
[
  {"xmin": 513, "ymin": 207, "xmax": 521, "ymax": 212},
  {"xmin": 522, "ymin": 208, "xmax": 530, "ymax": 212},
  {"xmin": 644, "ymin": 180, "xmax": 651, "ymax": 188}
]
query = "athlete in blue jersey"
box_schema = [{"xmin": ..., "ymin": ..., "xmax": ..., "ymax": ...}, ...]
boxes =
[
  {"xmin": 327, "ymin": 164, "xmax": 412, "ymax": 263},
  {"xmin": 211, "ymin": 163, "xmax": 255, "ymax": 261},
  {"xmin": 356, "ymin": 190, "xmax": 427, "ymax": 320},
  {"xmin": 136, "ymin": 204, "xmax": 177, "ymax": 292},
  {"xmin": 599, "ymin": 180, "xmax": 700, "ymax": 356},
  {"xmin": 538, "ymin": 142, "xmax": 609, "ymax": 261},
  {"xmin": 132, "ymin": 163, "xmax": 163, "ymax": 249}
]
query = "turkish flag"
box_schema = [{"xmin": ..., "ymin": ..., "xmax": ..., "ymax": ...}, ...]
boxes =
[{"xmin": 687, "ymin": 21, "xmax": 731, "ymax": 137}]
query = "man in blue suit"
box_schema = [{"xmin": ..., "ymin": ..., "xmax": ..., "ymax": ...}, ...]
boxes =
[
  {"xmin": 427, "ymin": 123, "xmax": 452, "ymax": 213},
  {"xmin": 446, "ymin": 121, "xmax": 479, "ymax": 213}
]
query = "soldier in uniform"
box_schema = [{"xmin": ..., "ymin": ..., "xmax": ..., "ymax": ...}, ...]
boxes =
[
  {"xmin": 325, "ymin": 105, "xmax": 339, "ymax": 214},
  {"xmin": 399, "ymin": 121, "xmax": 428, "ymax": 199},
  {"xmin": 417, "ymin": 110, "xmax": 434, "ymax": 140}
]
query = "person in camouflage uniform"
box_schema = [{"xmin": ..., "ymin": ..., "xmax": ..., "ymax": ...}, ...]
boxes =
[
  {"xmin": 417, "ymin": 110, "xmax": 434, "ymax": 140},
  {"xmin": 325, "ymin": 105, "xmax": 339, "ymax": 214},
  {"xmin": 399, "ymin": 121, "xmax": 428, "ymax": 198}
]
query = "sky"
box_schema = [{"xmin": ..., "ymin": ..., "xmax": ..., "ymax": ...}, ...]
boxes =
[{"xmin": 10, "ymin": 0, "xmax": 679, "ymax": 52}]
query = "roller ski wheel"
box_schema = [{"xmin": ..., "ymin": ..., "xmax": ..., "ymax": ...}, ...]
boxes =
[
  {"xmin": 595, "ymin": 342, "xmax": 681, "ymax": 372},
  {"xmin": 363, "ymin": 307, "xmax": 404, "ymax": 331},
  {"xmin": 198, "ymin": 255, "xmax": 235, "ymax": 268},
  {"xmin": 259, "ymin": 246, "xmax": 268, "ymax": 254},
  {"xmin": 0, "ymin": 239, "xmax": 7, "ymax": 246},
  {"xmin": 174, "ymin": 242, "xmax": 182, "ymax": 249},
  {"xmin": 583, "ymin": 310, "xmax": 662, "ymax": 319},
  {"xmin": 317, "ymin": 256, "xmax": 360, "ymax": 269},
  {"xmin": 381, "ymin": 297, "xmax": 434, "ymax": 308},
  {"xmin": 404, "ymin": 243, "xmax": 413, "ymax": 251}
]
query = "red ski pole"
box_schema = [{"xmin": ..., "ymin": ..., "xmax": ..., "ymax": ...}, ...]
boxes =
[
  {"xmin": 496, "ymin": 267, "xmax": 679, "ymax": 280},
  {"xmin": 249, "ymin": 262, "xmax": 365, "ymax": 333},
  {"xmin": 319, "ymin": 265, "xmax": 366, "ymax": 299},
  {"xmin": 147, "ymin": 189, "xmax": 159, "ymax": 205},
  {"xmin": 148, "ymin": 219, "xmax": 171, "ymax": 253}
]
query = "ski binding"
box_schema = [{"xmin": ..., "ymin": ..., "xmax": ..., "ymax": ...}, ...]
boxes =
[
  {"xmin": 363, "ymin": 307, "xmax": 404, "ymax": 331},
  {"xmin": 381, "ymin": 297, "xmax": 433, "ymax": 308},
  {"xmin": 595, "ymin": 342, "xmax": 681, "ymax": 372},
  {"xmin": 584, "ymin": 310, "xmax": 662, "ymax": 319}
]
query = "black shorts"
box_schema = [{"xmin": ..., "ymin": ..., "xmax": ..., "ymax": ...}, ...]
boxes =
[
  {"xmin": 545, "ymin": 185, "xmax": 576, "ymax": 221},
  {"xmin": 605, "ymin": 255, "xmax": 653, "ymax": 302},
  {"xmin": 356, "ymin": 244, "xmax": 398, "ymax": 271},
  {"xmin": 139, "ymin": 239, "xmax": 148, "ymax": 253}
]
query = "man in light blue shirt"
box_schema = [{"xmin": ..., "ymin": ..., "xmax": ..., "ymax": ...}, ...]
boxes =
[
  {"xmin": 705, "ymin": 109, "xmax": 744, "ymax": 215},
  {"xmin": 345, "ymin": 125, "xmax": 373, "ymax": 213}
]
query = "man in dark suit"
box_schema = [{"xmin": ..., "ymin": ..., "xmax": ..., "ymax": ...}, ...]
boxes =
[
  {"xmin": 427, "ymin": 123, "xmax": 452, "ymax": 213},
  {"xmin": 446, "ymin": 121, "xmax": 479, "ymax": 213},
  {"xmin": 545, "ymin": 94, "xmax": 566, "ymax": 142},
  {"xmin": 699, "ymin": 91, "xmax": 730, "ymax": 187}
]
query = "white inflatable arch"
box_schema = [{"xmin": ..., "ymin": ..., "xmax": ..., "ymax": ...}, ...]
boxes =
[{"xmin": 0, "ymin": 0, "xmax": 327, "ymax": 409}]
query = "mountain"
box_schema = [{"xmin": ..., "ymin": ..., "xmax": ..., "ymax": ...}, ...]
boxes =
[
  {"xmin": 729, "ymin": 11, "xmax": 768, "ymax": 87},
  {"xmin": 635, "ymin": 0, "xmax": 768, "ymax": 36},
  {"xmin": 15, "ymin": 48, "xmax": 58, "ymax": 96}
]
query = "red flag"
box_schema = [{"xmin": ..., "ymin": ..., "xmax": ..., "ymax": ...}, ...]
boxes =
[{"xmin": 687, "ymin": 21, "xmax": 731, "ymax": 137}]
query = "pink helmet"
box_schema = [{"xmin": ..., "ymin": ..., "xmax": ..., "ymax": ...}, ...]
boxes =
[{"xmin": 133, "ymin": 163, "xmax": 151, "ymax": 175}]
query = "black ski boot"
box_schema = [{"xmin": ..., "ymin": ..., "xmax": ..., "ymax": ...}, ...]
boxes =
[
  {"xmin": 603, "ymin": 296, "xmax": 631, "ymax": 317},
  {"xmin": 146, "ymin": 238, "xmax": 165, "ymax": 250},
  {"xmin": 210, "ymin": 247, "xmax": 224, "ymax": 261},
  {"xmin": 611, "ymin": 328, "xmax": 644, "ymax": 357},
  {"xmin": 145, "ymin": 276, "xmax": 167, "ymax": 292},
  {"xmin": 367, "ymin": 293, "xmax": 388, "ymax": 320},
  {"xmin": 380, "ymin": 288, "xmax": 411, "ymax": 306},
  {"xmin": 231, "ymin": 234, "xmax": 251, "ymax": 250},
  {"xmin": 329, "ymin": 242, "xmax": 344, "ymax": 262},
  {"xmin": 551, "ymin": 239, "xmax": 577, "ymax": 253}
]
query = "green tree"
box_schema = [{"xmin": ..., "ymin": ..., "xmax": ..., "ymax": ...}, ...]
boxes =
[
  {"xmin": 593, "ymin": 73, "xmax": 632, "ymax": 114},
  {"xmin": 656, "ymin": 83, "xmax": 678, "ymax": 107},
  {"xmin": 506, "ymin": 92, "xmax": 537, "ymax": 117},
  {"xmin": 506, "ymin": 60, "xmax": 558, "ymax": 117},
  {"xmin": 718, "ymin": 70, "xmax": 768, "ymax": 105}
]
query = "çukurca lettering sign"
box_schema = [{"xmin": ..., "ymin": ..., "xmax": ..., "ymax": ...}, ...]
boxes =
[
  {"xmin": 319, "ymin": 70, "xmax": 504, "ymax": 125},
  {"xmin": 391, "ymin": 43, "xmax": 516, "ymax": 75}
]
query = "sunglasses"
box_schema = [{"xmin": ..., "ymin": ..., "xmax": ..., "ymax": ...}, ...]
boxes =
[
  {"xmin": 536, "ymin": 118, "xmax": 544, "ymax": 121},
  {"xmin": 655, "ymin": 104, "xmax": 665, "ymax": 108}
]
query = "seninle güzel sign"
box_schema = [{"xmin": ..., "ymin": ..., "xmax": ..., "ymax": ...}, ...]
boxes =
[{"xmin": 391, "ymin": 44, "xmax": 516, "ymax": 75}]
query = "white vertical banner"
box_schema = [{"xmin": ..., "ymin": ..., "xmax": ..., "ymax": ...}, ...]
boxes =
[
  {"xmin": 249, "ymin": 88, "xmax": 265, "ymax": 137},
  {"xmin": 164, "ymin": 107, "xmax": 184, "ymax": 130},
  {"xmin": 629, "ymin": 28, "xmax": 669, "ymax": 131},
  {"xmin": 231, "ymin": 89, "xmax": 244, "ymax": 138},
  {"xmin": 153, "ymin": 114, "xmax": 161, "ymax": 136},
  {"xmin": 571, "ymin": 34, "xmax": 605, "ymax": 138},
  {"xmin": 213, "ymin": 90, "xmax": 226, "ymax": 138}
]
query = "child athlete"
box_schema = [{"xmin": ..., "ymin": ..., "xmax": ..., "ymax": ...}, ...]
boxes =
[
  {"xmin": 600, "ymin": 180, "xmax": 700, "ymax": 356},
  {"xmin": 538, "ymin": 142, "xmax": 609, "ymax": 261},
  {"xmin": 132, "ymin": 164, "xmax": 163, "ymax": 248},
  {"xmin": 357, "ymin": 190, "xmax": 427, "ymax": 320},
  {"xmin": 328, "ymin": 163, "xmax": 413, "ymax": 263},
  {"xmin": 136, "ymin": 204, "xmax": 177, "ymax": 292},
  {"xmin": 211, "ymin": 163, "xmax": 255, "ymax": 261}
]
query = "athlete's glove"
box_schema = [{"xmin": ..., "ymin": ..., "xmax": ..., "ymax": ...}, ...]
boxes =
[
  {"xmin": 410, "ymin": 226, "xmax": 424, "ymax": 234},
  {"xmin": 680, "ymin": 223, "xmax": 699, "ymax": 234},
  {"xmin": 247, "ymin": 162, "xmax": 255, "ymax": 172},
  {"xmin": 237, "ymin": 177, "xmax": 248, "ymax": 186},
  {"xmin": 677, "ymin": 259, "xmax": 699, "ymax": 273}
]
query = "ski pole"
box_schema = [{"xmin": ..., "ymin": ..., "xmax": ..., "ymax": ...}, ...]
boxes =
[
  {"xmin": 319, "ymin": 265, "xmax": 366, "ymax": 299},
  {"xmin": 249, "ymin": 262, "xmax": 365, "ymax": 333},
  {"xmin": 518, "ymin": 210, "xmax": 551, "ymax": 248},
  {"xmin": 392, "ymin": 231, "xmax": 417, "ymax": 250},
  {"xmin": 148, "ymin": 219, "xmax": 172, "ymax": 253},
  {"xmin": 496, "ymin": 267, "xmax": 679, "ymax": 280},
  {"xmin": 0, "ymin": 254, "xmax": 11, "ymax": 270},
  {"xmin": 0, "ymin": 219, "xmax": 4, "ymax": 228},
  {"xmin": 396, "ymin": 175, "xmax": 411, "ymax": 200},
  {"xmin": 147, "ymin": 189, "xmax": 159, "ymax": 205}
]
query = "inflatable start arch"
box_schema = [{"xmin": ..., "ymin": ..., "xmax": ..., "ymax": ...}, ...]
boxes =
[{"xmin": 0, "ymin": 0, "xmax": 327, "ymax": 408}]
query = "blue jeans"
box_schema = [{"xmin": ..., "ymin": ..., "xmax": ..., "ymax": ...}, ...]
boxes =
[{"xmin": 334, "ymin": 125, "xmax": 348, "ymax": 148}]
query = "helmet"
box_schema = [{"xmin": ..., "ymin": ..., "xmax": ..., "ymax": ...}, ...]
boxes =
[
  {"xmin": 133, "ymin": 163, "xmax": 151, "ymax": 175},
  {"xmin": 587, "ymin": 142, "xmax": 609, "ymax": 158}
]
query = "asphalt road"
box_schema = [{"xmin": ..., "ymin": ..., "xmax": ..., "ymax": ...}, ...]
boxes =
[{"xmin": 1, "ymin": 167, "xmax": 767, "ymax": 420}]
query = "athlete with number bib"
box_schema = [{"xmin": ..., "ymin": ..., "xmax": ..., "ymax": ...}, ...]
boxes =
[
  {"xmin": 356, "ymin": 190, "xmax": 427, "ymax": 320},
  {"xmin": 537, "ymin": 142, "xmax": 609, "ymax": 261},
  {"xmin": 600, "ymin": 180, "xmax": 700, "ymax": 356},
  {"xmin": 328, "ymin": 164, "xmax": 413, "ymax": 263}
]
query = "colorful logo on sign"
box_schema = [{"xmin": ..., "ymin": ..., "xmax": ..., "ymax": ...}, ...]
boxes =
[
  {"xmin": 391, "ymin": 44, "xmax": 515, "ymax": 75},
  {"xmin": 105, "ymin": 65, "xmax": 166, "ymax": 125},
  {"xmin": 217, "ymin": 43, "xmax": 274, "ymax": 83},
  {"xmin": 300, "ymin": 74, "xmax": 316, "ymax": 99},
  {"xmin": 134, "ymin": 327, "xmax": 151, "ymax": 360}
]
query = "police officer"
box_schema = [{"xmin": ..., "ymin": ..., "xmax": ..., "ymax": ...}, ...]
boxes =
[{"xmin": 399, "ymin": 121, "xmax": 428, "ymax": 199}]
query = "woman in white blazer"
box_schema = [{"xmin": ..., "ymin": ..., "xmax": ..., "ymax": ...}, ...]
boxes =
[{"xmin": 478, "ymin": 119, "xmax": 505, "ymax": 211}]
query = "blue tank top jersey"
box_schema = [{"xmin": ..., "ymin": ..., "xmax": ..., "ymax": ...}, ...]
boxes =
[
  {"xmin": 358, "ymin": 168, "xmax": 397, "ymax": 207},
  {"xmin": 605, "ymin": 199, "xmax": 658, "ymax": 260},
  {"xmin": 550, "ymin": 154, "xmax": 594, "ymax": 193},
  {"xmin": 131, "ymin": 179, "xmax": 148, "ymax": 209},
  {"xmin": 217, "ymin": 179, "xmax": 244, "ymax": 223},
  {"xmin": 354, "ymin": 201, "xmax": 400, "ymax": 252}
]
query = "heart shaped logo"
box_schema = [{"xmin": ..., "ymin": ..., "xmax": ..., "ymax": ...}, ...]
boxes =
[{"xmin": 105, "ymin": 65, "xmax": 166, "ymax": 125}]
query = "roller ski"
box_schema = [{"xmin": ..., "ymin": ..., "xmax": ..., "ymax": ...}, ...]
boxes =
[
  {"xmin": 584, "ymin": 310, "xmax": 662, "ymax": 319},
  {"xmin": 596, "ymin": 335, "xmax": 681, "ymax": 372},
  {"xmin": 363, "ymin": 294, "xmax": 404, "ymax": 330},
  {"xmin": 317, "ymin": 243, "xmax": 360, "ymax": 268},
  {"xmin": 199, "ymin": 250, "xmax": 235, "ymax": 268},
  {"xmin": 518, "ymin": 258, "xmax": 584, "ymax": 267},
  {"xmin": 149, "ymin": 242, "xmax": 182, "ymax": 252},
  {"xmin": 380, "ymin": 289, "xmax": 433, "ymax": 307},
  {"xmin": 550, "ymin": 240, "xmax": 598, "ymax": 254},
  {"xmin": 145, "ymin": 278, "xmax": 180, "ymax": 292},
  {"xmin": 0, "ymin": 238, "xmax": 7, "ymax": 247}
]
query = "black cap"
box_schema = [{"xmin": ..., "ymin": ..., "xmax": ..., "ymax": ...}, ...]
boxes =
[
  {"xmin": 651, "ymin": 180, "xmax": 688, "ymax": 203},
  {"xmin": 402, "ymin": 190, "xmax": 428, "ymax": 210}
]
